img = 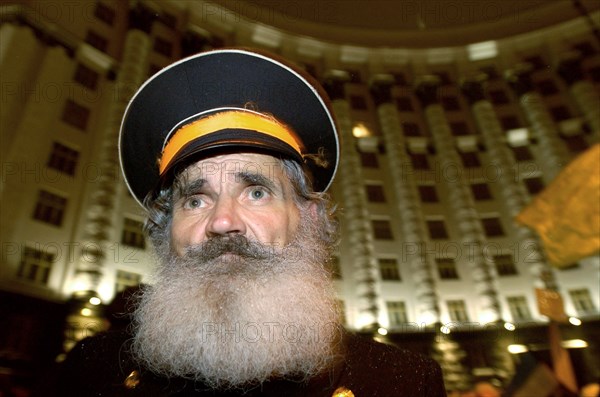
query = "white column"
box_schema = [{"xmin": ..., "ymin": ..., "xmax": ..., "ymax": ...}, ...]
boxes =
[
  {"xmin": 570, "ymin": 81, "xmax": 600, "ymax": 140},
  {"xmin": 463, "ymin": 80, "xmax": 558, "ymax": 291},
  {"xmin": 70, "ymin": 29, "xmax": 151, "ymax": 296},
  {"xmin": 506, "ymin": 67, "xmax": 570, "ymax": 183},
  {"xmin": 416, "ymin": 78, "xmax": 503, "ymax": 323},
  {"xmin": 371, "ymin": 79, "xmax": 441, "ymax": 325},
  {"xmin": 558, "ymin": 57, "xmax": 600, "ymax": 141},
  {"xmin": 326, "ymin": 76, "xmax": 380, "ymax": 330}
]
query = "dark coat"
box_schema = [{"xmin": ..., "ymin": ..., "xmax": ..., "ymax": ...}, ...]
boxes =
[{"xmin": 39, "ymin": 330, "xmax": 447, "ymax": 396}]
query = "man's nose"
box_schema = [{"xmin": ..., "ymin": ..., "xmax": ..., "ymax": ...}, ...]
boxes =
[{"xmin": 205, "ymin": 196, "xmax": 246, "ymax": 237}]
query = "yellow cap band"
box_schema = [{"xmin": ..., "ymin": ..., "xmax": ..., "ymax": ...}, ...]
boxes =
[{"xmin": 159, "ymin": 110, "xmax": 303, "ymax": 175}]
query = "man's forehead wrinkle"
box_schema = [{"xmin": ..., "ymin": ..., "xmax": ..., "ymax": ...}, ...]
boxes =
[{"xmin": 170, "ymin": 155, "xmax": 289, "ymax": 196}]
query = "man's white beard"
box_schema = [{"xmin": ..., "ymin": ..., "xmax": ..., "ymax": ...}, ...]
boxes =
[{"xmin": 131, "ymin": 212, "xmax": 342, "ymax": 390}]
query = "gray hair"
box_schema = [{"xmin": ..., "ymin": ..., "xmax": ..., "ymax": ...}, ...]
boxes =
[{"xmin": 143, "ymin": 158, "xmax": 338, "ymax": 252}]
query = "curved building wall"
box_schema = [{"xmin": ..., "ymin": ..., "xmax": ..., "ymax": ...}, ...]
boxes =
[{"xmin": 0, "ymin": 0, "xmax": 598, "ymax": 391}]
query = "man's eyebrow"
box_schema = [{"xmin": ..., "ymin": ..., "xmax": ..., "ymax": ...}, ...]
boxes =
[
  {"xmin": 174, "ymin": 178, "xmax": 206, "ymax": 199},
  {"xmin": 237, "ymin": 171, "xmax": 278, "ymax": 191}
]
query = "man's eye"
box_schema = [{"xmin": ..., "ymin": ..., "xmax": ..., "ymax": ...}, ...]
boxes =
[
  {"xmin": 183, "ymin": 196, "xmax": 204, "ymax": 209},
  {"xmin": 248, "ymin": 187, "xmax": 268, "ymax": 200}
]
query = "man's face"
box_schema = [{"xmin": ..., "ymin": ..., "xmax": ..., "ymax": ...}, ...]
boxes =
[
  {"xmin": 170, "ymin": 152, "xmax": 302, "ymax": 257},
  {"xmin": 132, "ymin": 153, "xmax": 340, "ymax": 388}
]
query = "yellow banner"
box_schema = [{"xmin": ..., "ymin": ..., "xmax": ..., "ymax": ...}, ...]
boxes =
[{"xmin": 516, "ymin": 144, "xmax": 600, "ymax": 267}]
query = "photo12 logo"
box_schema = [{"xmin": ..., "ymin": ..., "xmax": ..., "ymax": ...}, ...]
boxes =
[{"xmin": 2, "ymin": 241, "xmax": 141, "ymax": 265}]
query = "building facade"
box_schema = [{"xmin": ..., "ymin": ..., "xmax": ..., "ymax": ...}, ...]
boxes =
[{"xmin": 1, "ymin": 0, "xmax": 599, "ymax": 392}]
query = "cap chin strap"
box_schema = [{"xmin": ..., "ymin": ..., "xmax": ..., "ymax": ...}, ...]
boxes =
[{"xmin": 159, "ymin": 110, "xmax": 303, "ymax": 175}]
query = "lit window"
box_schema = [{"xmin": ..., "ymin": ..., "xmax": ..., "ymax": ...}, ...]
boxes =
[
  {"xmin": 386, "ymin": 301, "xmax": 408, "ymax": 326},
  {"xmin": 447, "ymin": 300, "xmax": 469, "ymax": 322},
  {"xmin": 115, "ymin": 270, "xmax": 141, "ymax": 293},
  {"xmin": 441, "ymin": 96, "xmax": 461, "ymax": 111},
  {"xmin": 402, "ymin": 122, "xmax": 421, "ymax": 137},
  {"xmin": 500, "ymin": 115, "xmax": 521, "ymax": 130},
  {"xmin": 17, "ymin": 246, "xmax": 55, "ymax": 285},
  {"xmin": 365, "ymin": 184, "xmax": 386, "ymax": 203},
  {"xmin": 33, "ymin": 190, "xmax": 67, "ymax": 226},
  {"xmin": 94, "ymin": 2, "xmax": 116, "ymax": 26},
  {"xmin": 85, "ymin": 30, "xmax": 108, "ymax": 52},
  {"xmin": 450, "ymin": 121, "xmax": 470, "ymax": 136},
  {"xmin": 459, "ymin": 151, "xmax": 481, "ymax": 168},
  {"xmin": 550, "ymin": 105, "xmax": 571, "ymax": 122},
  {"xmin": 511, "ymin": 146, "xmax": 534, "ymax": 162},
  {"xmin": 482, "ymin": 217, "xmax": 505, "ymax": 237},
  {"xmin": 121, "ymin": 218, "xmax": 145, "ymax": 249},
  {"xmin": 418, "ymin": 185, "xmax": 439, "ymax": 203},
  {"xmin": 410, "ymin": 152, "xmax": 430, "ymax": 170},
  {"xmin": 569, "ymin": 289, "xmax": 596, "ymax": 315},
  {"xmin": 494, "ymin": 254, "xmax": 518, "ymax": 276},
  {"xmin": 47, "ymin": 142, "xmax": 79, "ymax": 175},
  {"xmin": 427, "ymin": 219, "xmax": 449, "ymax": 240},
  {"xmin": 372, "ymin": 219, "xmax": 394, "ymax": 240},
  {"xmin": 379, "ymin": 258, "xmax": 400, "ymax": 281},
  {"xmin": 436, "ymin": 258, "xmax": 459, "ymax": 279},
  {"xmin": 507, "ymin": 296, "xmax": 532, "ymax": 321},
  {"xmin": 471, "ymin": 182, "xmax": 492, "ymax": 201},
  {"xmin": 523, "ymin": 177, "xmax": 545, "ymax": 195},
  {"xmin": 359, "ymin": 152, "xmax": 379, "ymax": 168},
  {"xmin": 74, "ymin": 63, "xmax": 99, "ymax": 90},
  {"xmin": 62, "ymin": 100, "xmax": 90, "ymax": 131},
  {"xmin": 489, "ymin": 89, "xmax": 510, "ymax": 105}
]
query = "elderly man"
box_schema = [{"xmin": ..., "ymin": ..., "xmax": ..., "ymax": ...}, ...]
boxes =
[{"xmin": 44, "ymin": 49, "xmax": 446, "ymax": 396}]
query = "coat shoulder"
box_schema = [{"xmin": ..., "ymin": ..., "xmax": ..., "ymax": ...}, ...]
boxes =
[
  {"xmin": 35, "ymin": 330, "xmax": 152, "ymax": 397},
  {"xmin": 341, "ymin": 333, "xmax": 447, "ymax": 397}
]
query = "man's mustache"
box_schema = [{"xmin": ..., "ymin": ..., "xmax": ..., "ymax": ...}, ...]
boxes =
[{"xmin": 183, "ymin": 234, "xmax": 273, "ymax": 263}]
